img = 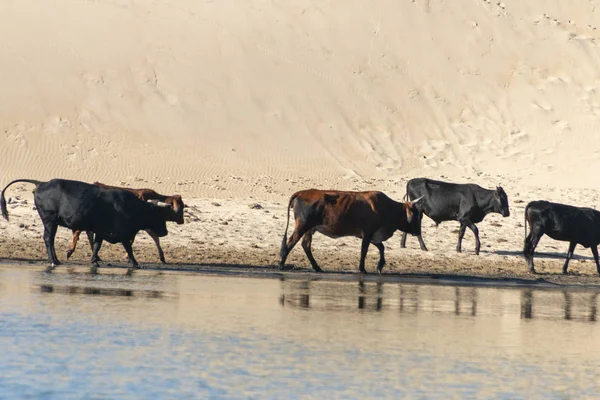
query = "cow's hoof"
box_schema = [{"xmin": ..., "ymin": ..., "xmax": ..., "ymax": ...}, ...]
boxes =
[
  {"xmin": 125, "ymin": 268, "xmax": 134, "ymax": 276},
  {"xmin": 90, "ymin": 266, "xmax": 98, "ymax": 275},
  {"xmin": 45, "ymin": 265, "xmax": 55, "ymax": 273},
  {"xmin": 313, "ymin": 268, "xmax": 324, "ymax": 273},
  {"xmin": 160, "ymin": 259, "xmax": 166, "ymax": 264},
  {"xmin": 530, "ymin": 269, "xmax": 537, "ymax": 274},
  {"xmin": 359, "ymin": 269, "xmax": 367, "ymax": 275},
  {"xmin": 66, "ymin": 250, "xmax": 73, "ymax": 259},
  {"xmin": 278, "ymin": 265, "xmax": 285, "ymax": 271}
]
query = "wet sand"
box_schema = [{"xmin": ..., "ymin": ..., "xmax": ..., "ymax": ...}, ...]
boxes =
[{"xmin": 3, "ymin": 236, "xmax": 600, "ymax": 289}]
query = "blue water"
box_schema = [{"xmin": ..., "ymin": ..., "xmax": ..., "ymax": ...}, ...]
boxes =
[{"xmin": 1, "ymin": 264, "xmax": 599, "ymax": 399}]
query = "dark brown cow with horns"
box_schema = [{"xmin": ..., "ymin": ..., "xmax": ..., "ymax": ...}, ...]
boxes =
[
  {"xmin": 279, "ymin": 189, "xmax": 423, "ymax": 274},
  {"xmin": 67, "ymin": 182, "xmax": 185, "ymax": 263}
]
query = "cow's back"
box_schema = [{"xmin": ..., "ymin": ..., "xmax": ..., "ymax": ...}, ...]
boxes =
[
  {"xmin": 34, "ymin": 179, "xmax": 164, "ymax": 243},
  {"xmin": 33, "ymin": 179, "xmax": 102, "ymax": 222},
  {"xmin": 530, "ymin": 201, "xmax": 600, "ymax": 247},
  {"xmin": 293, "ymin": 190, "xmax": 388, "ymax": 236},
  {"xmin": 407, "ymin": 178, "xmax": 474, "ymax": 222}
]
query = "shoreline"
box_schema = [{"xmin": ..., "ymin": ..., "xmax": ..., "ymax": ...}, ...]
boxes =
[
  {"xmin": 3, "ymin": 237, "xmax": 600, "ymax": 289},
  {"xmin": 2, "ymin": 191, "xmax": 600, "ymax": 289},
  {"xmin": 3, "ymin": 258, "xmax": 600, "ymax": 291}
]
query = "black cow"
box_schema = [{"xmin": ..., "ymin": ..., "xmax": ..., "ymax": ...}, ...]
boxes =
[
  {"xmin": 1, "ymin": 178, "xmax": 170, "ymax": 272},
  {"xmin": 401, "ymin": 178, "xmax": 510, "ymax": 254},
  {"xmin": 524, "ymin": 200, "xmax": 600, "ymax": 274}
]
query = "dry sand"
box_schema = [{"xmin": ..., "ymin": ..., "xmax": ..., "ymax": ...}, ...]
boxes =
[{"xmin": 2, "ymin": 0, "xmax": 600, "ymax": 285}]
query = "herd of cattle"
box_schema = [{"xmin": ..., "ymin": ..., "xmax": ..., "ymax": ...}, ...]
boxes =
[{"xmin": 1, "ymin": 177, "xmax": 600, "ymax": 275}]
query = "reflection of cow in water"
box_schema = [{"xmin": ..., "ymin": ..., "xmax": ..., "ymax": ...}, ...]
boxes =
[
  {"xmin": 521, "ymin": 289, "xmax": 599, "ymax": 322},
  {"xmin": 278, "ymin": 280, "xmax": 479, "ymax": 315}
]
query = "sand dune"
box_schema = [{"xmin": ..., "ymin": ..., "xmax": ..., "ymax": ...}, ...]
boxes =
[
  {"xmin": 3, "ymin": 0, "xmax": 600, "ymax": 195},
  {"xmin": 3, "ymin": 0, "xmax": 600, "ymax": 277}
]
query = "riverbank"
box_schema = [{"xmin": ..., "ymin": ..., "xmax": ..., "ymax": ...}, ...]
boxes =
[
  {"xmin": 2, "ymin": 188, "xmax": 600, "ymax": 288},
  {"xmin": 3, "ymin": 178, "xmax": 600, "ymax": 287}
]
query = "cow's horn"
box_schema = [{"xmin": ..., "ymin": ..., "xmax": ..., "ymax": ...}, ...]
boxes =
[
  {"xmin": 147, "ymin": 199, "xmax": 171, "ymax": 207},
  {"xmin": 411, "ymin": 195, "xmax": 424, "ymax": 204}
]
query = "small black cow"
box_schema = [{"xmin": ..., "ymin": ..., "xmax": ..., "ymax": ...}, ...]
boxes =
[
  {"xmin": 67, "ymin": 181, "xmax": 185, "ymax": 264},
  {"xmin": 401, "ymin": 178, "xmax": 510, "ymax": 254},
  {"xmin": 524, "ymin": 200, "xmax": 600, "ymax": 275},
  {"xmin": 1, "ymin": 178, "xmax": 169, "ymax": 272},
  {"xmin": 279, "ymin": 189, "xmax": 423, "ymax": 274}
]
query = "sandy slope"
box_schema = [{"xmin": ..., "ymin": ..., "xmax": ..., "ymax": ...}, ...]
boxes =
[{"xmin": 3, "ymin": 0, "xmax": 600, "ymax": 279}]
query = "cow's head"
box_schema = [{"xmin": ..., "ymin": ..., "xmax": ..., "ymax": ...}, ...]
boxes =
[
  {"xmin": 154, "ymin": 195, "xmax": 186, "ymax": 224},
  {"xmin": 146, "ymin": 202, "xmax": 169, "ymax": 237},
  {"xmin": 402, "ymin": 195, "xmax": 424, "ymax": 235},
  {"xmin": 168, "ymin": 195, "xmax": 186, "ymax": 225},
  {"xmin": 494, "ymin": 186, "xmax": 510, "ymax": 217}
]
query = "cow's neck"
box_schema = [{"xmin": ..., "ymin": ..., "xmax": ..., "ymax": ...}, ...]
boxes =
[
  {"xmin": 475, "ymin": 189, "xmax": 497, "ymax": 214},
  {"xmin": 392, "ymin": 200, "xmax": 410, "ymax": 231}
]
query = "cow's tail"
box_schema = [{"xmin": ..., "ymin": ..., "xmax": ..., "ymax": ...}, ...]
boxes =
[
  {"xmin": 524, "ymin": 202, "xmax": 530, "ymax": 240},
  {"xmin": 1, "ymin": 179, "xmax": 44, "ymax": 221},
  {"xmin": 280, "ymin": 192, "xmax": 299, "ymax": 260},
  {"xmin": 404, "ymin": 181, "xmax": 410, "ymax": 202}
]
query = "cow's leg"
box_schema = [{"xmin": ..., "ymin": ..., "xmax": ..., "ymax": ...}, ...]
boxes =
[
  {"xmin": 42, "ymin": 222, "xmax": 60, "ymax": 268},
  {"xmin": 401, "ymin": 217, "xmax": 428, "ymax": 251},
  {"xmin": 66, "ymin": 230, "xmax": 81, "ymax": 259},
  {"xmin": 463, "ymin": 221, "xmax": 480, "ymax": 255},
  {"xmin": 279, "ymin": 222, "xmax": 311, "ymax": 270},
  {"xmin": 359, "ymin": 233, "xmax": 374, "ymax": 274},
  {"xmin": 416, "ymin": 213, "xmax": 428, "ymax": 251},
  {"xmin": 146, "ymin": 230, "xmax": 166, "ymax": 264},
  {"xmin": 84, "ymin": 231, "xmax": 93, "ymax": 251},
  {"xmin": 122, "ymin": 240, "xmax": 140, "ymax": 269},
  {"xmin": 563, "ymin": 241, "xmax": 577, "ymax": 274},
  {"xmin": 83, "ymin": 231, "xmax": 102, "ymax": 261},
  {"xmin": 524, "ymin": 228, "xmax": 543, "ymax": 273},
  {"xmin": 90, "ymin": 235, "xmax": 103, "ymax": 274},
  {"xmin": 591, "ymin": 245, "xmax": 600, "ymax": 275},
  {"xmin": 301, "ymin": 230, "xmax": 322, "ymax": 272},
  {"xmin": 416, "ymin": 232, "xmax": 428, "ymax": 251},
  {"xmin": 373, "ymin": 242, "xmax": 385, "ymax": 274},
  {"xmin": 456, "ymin": 224, "xmax": 467, "ymax": 253}
]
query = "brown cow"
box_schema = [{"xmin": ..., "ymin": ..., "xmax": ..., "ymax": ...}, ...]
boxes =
[
  {"xmin": 279, "ymin": 189, "xmax": 423, "ymax": 274},
  {"xmin": 66, "ymin": 182, "xmax": 185, "ymax": 263}
]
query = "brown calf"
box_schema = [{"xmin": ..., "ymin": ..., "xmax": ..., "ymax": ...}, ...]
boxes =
[
  {"xmin": 279, "ymin": 189, "xmax": 423, "ymax": 274},
  {"xmin": 66, "ymin": 182, "xmax": 186, "ymax": 263}
]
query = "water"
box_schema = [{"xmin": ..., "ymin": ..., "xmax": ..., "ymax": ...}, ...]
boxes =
[{"xmin": 1, "ymin": 264, "xmax": 599, "ymax": 399}]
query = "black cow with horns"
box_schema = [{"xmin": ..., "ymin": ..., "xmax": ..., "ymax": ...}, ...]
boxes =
[
  {"xmin": 401, "ymin": 178, "xmax": 510, "ymax": 254},
  {"xmin": 1, "ymin": 178, "xmax": 170, "ymax": 273},
  {"xmin": 524, "ymin": 200, "xmax": 600, "ymax": 275}
]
